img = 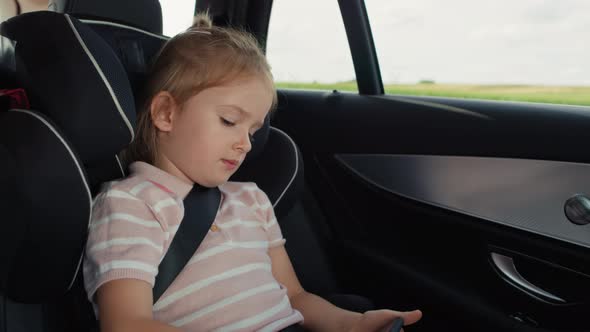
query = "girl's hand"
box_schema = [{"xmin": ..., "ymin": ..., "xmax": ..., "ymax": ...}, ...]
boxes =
[{"xmin": 349, "ymin": 309, "xmax": 422, "ymax": 332}]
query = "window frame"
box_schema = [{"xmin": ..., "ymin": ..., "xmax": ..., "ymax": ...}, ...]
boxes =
[
  {"xmin": 194, "ymin": 0, "xmax": 384, "ymax": 95},
  {"xmin": 338, "ymin": 0, "xmax": 383, "ymax": 95}
]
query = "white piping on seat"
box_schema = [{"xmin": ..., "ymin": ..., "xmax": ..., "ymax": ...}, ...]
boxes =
[
  {"xmin": 80, "ymin": 19, "xmax": 170, "ymax": 41},
  {"xmin": 114, "ymin": 154, "xmax": 126, "ymax": 177},
  {"xmin": 270, "ymin": 127, "xmax": 299, "ymax": 208},
  {"xmin": 65, "ymin": 14, "xmax": 135, "ymax": 142},
  {"xmin": 11, "ymin": 109, "xmax": 92, "ymax": 291}
]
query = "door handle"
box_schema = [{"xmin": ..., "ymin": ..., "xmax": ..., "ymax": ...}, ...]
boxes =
[{"xmin": 491, "ymin": 252, "xmax": 566, "ymax": 304}]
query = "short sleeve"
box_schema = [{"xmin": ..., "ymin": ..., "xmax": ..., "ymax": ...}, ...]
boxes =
[
  {"xmin": 83, "ymin": 188, "xmax": 167, "ymax": 301},
  {"xmin": 253, "ymin": 186, "xmax": 286, "ymax": 248}
]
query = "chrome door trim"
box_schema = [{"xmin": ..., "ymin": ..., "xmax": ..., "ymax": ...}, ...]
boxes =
[{"xmin": 491, "ymin": 252, "xmax": 566, "ymax": 303}]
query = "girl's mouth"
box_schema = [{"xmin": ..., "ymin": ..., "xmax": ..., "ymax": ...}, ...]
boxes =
[{"xmin": 222, "ymin": 159, "xmax": 239, "ymax": 169}]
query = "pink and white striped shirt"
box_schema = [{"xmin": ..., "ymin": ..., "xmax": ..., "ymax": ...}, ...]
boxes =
[{"xmin": 83, "ymin": 161, "xmax": 303, "ymax": 331}]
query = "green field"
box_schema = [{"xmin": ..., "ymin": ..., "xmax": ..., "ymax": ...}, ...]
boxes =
[{"xmin": 275, "ymin": 82, "xmax": 590, "ymax": 106}]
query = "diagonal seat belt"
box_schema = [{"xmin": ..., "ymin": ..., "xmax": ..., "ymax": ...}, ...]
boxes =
[
  {"xmin": 152, "ymin": 184, "xmax": 221, "ymax": 303},
  {"xmin": 151, "ymin": 185, "xmax": 303, "ymax": 332}
]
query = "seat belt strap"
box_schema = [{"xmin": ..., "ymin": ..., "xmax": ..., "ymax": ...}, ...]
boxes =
[{"xmin": 152, "ymin": 185, "xmax": 221, "ymax": 303}]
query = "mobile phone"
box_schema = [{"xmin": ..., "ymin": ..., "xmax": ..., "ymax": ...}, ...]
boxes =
[{"xmin": 389, "ymin": 317, "xmax": 404, "ymax": 332}]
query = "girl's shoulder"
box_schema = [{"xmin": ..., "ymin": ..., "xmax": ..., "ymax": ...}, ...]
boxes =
[
  {"xmin": 220, "ymin": 181, "xmax": 259, "ymax": 194},
  {"xmin": 93, "ymin": 175, "xmax": 184, "ymax": 231},
  {"xmin": 96, "ymin": 174, "xmax": 182, "ymax": 209},
  {"xmin": 97, "ymin": 174, "xmax": 145, "ymax": 193},
  {"xmin": 220, "ymin": 181, "xmax": 271, "ymax": 207}
]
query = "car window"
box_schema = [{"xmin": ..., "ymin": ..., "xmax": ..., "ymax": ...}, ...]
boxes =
[
  {"xmin": 365, "ymin": 0, "xmax": 590, "ymax": 106},
  {"xmin": 1, "ymin": 0, "xmax": 47, "ymax": 22},
  {"xmin": 160, "ymin": 0, "xmax": 196, "ymax": 37},
  {"xmin": 266, "ymin": 0, "xmax": 358, "ymax": 92}
]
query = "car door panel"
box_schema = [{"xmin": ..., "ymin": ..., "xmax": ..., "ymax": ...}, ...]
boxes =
[
  {"xmin": 273, "ymin": 90, "xmax": 590, "ymax": 331},
  {"xmin": 335, "ymin": 154, "xmax": 590, "ymax": 249}
]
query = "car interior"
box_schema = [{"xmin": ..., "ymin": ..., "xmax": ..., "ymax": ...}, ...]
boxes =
[{"xmin": 1, "ymin": 1, "xmax": 590, "ymax": 332}]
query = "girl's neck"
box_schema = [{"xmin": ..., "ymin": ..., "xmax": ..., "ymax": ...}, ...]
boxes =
[{"xmin": 153, "ymin": 153, "xmax": 194, "ymax": 185}]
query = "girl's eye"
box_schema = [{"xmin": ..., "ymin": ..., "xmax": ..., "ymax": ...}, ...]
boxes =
[{"xmin": 221, "ymin": 117, "xmax": 235, "ymax": 126}]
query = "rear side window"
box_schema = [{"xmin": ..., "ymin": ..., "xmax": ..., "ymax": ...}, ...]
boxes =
[
  {"xmin": 365, "ymin": 0, "xmax": 590, "ymax": 106},
  {"xmin": 160, "ymin": 0, "xmax": 196, "ymax": 37},
  {"xmin": 266, "ymin": 0, "xmax": 358, "ymax": 92},
  {"xmin": 1, "ymin": 0, "xmax": 47, "ymax": 22}
]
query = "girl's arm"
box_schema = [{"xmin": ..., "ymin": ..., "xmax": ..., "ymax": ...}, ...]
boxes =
[
  {"xmin": 269, "ymin": 245, "xmax": 360, "ymax": 330},
  {"xmin": 96, "ymin": 279, "xmax": 182, "ymax": 332},
  {"xmin": 269, "ymin": 245, "xmax": 422, "ymax": 332}
]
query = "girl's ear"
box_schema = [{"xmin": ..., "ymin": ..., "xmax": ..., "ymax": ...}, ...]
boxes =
[{"xmin": 150, "ymin": 91, "xmax": 179, "ymax": 132}]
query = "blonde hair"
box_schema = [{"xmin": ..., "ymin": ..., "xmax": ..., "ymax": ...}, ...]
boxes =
[{"xmin": 123, "ymin": 13, "xmax": 276, "ymax": 165}]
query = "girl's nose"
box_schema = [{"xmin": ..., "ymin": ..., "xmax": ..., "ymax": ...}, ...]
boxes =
[{"xmin": 234, "ymin": 131, "xmax": 252, "ymax": 153}]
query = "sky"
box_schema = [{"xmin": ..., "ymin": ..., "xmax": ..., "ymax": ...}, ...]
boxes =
[{"xmin": 161, "ymin": 0, "xmax": 590, "ymax": 86}]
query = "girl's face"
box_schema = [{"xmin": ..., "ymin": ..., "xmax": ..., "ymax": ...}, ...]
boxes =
[{"xmin": 152, "ymin": 76, "xmax": 273, "ymax": 187}]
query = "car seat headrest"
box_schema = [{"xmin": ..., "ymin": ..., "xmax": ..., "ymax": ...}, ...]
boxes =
[
  {"xmin": 246, "ymin": 113, "xmax": 271, "ymax": 163},
  {"xmin": 75, "ymin": 20, "xmax": 168, "ymax": 100},
  {"xmin": 77, "ymin": 18, "xmax": 274, "ymax": 163},
  {"xmin": 232, "ymin": 126, "xmax": 303, "ymax": 218},
  {"xmin": 49, "ymin": 0, "xmax": 163, "ymax": 34},
  {"xmin": 0, "ymin": 109, "xmax": 91, "ymax": 302},
  {"xmin": 0, "ymin": 11, "xmax": 136, "ymax": 166}
]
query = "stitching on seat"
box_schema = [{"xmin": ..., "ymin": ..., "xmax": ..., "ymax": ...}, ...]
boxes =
[
  {"xmin": 115, "ymin": 154, "xmax": 125, "ymax": 177},
  {"xmin": 65, "ymin": 14, "xmax": 135, "ymax": 142},
  {"xmin": 80, "ymin": 19, "xmax": 170, "ymax": 40},
  {"xmin": 270, "ymin": 126, "xmax": 299, "ymax": 208},
  {"xmin": 11, "ymin": 109, "xmax": 92, "ymax": 290},
  {"xmin": 11, "ymin": 109, "xmax": 92, "ymax": 210},
  {"xmin": 70, "ymin": 251, "xmax": 85, "ymax": 290}
]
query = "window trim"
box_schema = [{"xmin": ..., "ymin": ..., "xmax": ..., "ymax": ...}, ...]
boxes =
[{"xmin": 338, "ymin": 0, "xmax": 383, "ymax": 95}]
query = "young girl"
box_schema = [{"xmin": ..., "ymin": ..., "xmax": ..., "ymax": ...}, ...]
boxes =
[{"xmin": 83, "ymin": 15, "xmax": 422, "ymax": 332}]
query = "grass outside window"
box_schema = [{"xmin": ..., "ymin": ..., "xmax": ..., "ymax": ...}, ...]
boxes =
[{"xmin": 276, "ymin": 82, "xmax": 590, "ymax": 106}]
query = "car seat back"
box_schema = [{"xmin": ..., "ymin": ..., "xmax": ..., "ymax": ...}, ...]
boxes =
[{"xmin": 0, "ymin": 11, "xmax": 137, "ymax": 332}]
